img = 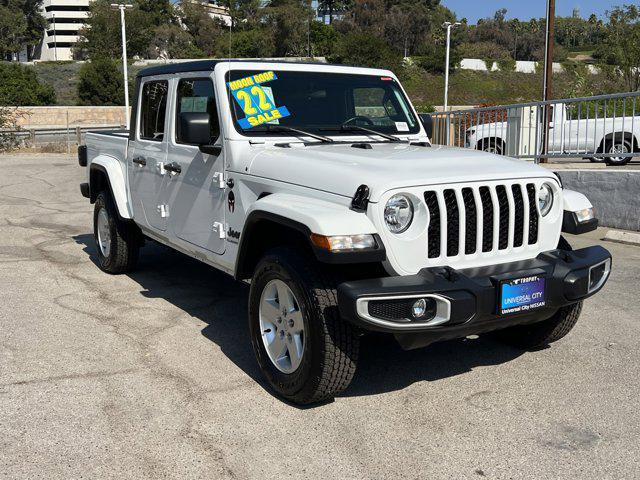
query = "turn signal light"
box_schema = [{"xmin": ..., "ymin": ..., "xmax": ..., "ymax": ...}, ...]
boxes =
[{"xmin": 310, "ymin": 234, "xmax": 376, "ymax": 252}]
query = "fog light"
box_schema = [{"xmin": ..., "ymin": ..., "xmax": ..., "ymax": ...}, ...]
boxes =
[{"xmin": 412, "ymin": 298, "xmax": 437, "ymax": 320}]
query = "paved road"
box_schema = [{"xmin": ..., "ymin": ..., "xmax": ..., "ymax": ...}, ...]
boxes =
[{"xmin": 1, "ymin": 154, "xmax": 639, "ymax": 479}]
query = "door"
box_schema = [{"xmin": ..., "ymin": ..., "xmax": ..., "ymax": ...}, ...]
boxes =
[
  {"xmin": 129, "ymin": 79, "xmax": 170, "ymax": 231},
  {"xmin": 166, "ymin": 75, "xmax": 226, "ymax": 255}
]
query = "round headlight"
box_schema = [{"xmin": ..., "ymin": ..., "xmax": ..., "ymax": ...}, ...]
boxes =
[
  {"xmin": 384, "ymin": 194, "xmax": 414, "ymax": 234},
  {"xmin": 538, "ymin": 183, "xmax": 554, "ymax": 216}
]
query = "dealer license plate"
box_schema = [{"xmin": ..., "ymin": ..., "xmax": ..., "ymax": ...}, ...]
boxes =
[{"xmin": 499, "ymin": 275, "xmax": 546, "ymax": 315}]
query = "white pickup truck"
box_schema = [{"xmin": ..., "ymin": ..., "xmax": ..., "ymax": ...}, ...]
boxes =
[
  {"xmin": 79, "ymin": 60, "xmax": 611, "ymax": 404},
  {"xmin": 466, "ymin": 101, "xmax": 640, "ymax": 165}
]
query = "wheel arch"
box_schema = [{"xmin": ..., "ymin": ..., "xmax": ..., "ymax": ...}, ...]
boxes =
[
  {"xmin": 597, "ymin": 130, "xmax": 638, "ymax": 153},
  {"xmin": 234, "ymin": 194, "xmax": 384, "ymax": 280},
  {"xmin": 89, "ymin": 155, "xmax": 132, "ymax": 220}
]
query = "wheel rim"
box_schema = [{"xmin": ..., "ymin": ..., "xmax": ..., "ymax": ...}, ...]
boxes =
[
  {"xmin": 609, "ymin": 142, "xmax": 629, "ymax": 162},
  {"xmin": 259, "ymin": 279, "xmax": 305, "ymax": 374},
  {"xmin": 96, "ymin": 207, "xmax": 111, "ymax": 258}
]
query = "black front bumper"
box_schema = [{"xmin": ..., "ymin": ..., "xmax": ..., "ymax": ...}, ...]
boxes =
[{"xmin": 337, "ymin": 246, "xmax": 611, "ymax": 350}]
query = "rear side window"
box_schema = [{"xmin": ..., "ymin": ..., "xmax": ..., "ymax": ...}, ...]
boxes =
[
  {"xmin": 175, "ymin": 78, "xmax": 220, "ymax": 144},
  {"xmin": 139, "ymin": 80, "xmax": 168, "ymax": 141}
]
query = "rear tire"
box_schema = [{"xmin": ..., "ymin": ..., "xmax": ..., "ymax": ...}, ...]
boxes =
[
  {"xmin": 603, "ymin": 136, "xmax": 633, "ymax": 166},
  {"xmin": 248, "ymin": 248, "xmax": 359, "ymax": 405},
  {"xmin": 93, "ymin": 191, "xmax": 140, "ymax": 274}
]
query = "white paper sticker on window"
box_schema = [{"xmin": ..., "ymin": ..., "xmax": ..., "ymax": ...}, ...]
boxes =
[{"xmin": 395, "ymin": 121, "xmax": 409, "ymax": 132}]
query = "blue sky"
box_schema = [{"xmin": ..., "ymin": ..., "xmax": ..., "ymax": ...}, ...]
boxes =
[{"xmin": 441, "ymin": 0, "xmax": 618, "ymax": 23}]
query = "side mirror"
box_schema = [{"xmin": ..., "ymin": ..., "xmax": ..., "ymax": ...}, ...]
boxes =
[
  {"xmin": 418, "ymin": 113, "xmax": 433, "ymax": 138},
  {"xmin": 180, "ymin": 112, "xmax": 212, "ymax": 145}
]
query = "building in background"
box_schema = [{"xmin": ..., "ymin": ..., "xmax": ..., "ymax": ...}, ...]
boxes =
[
  {"xmin": 33, "ymin": 0, "xmax": 93, "ymax": 61},
  {"xmin": 188, "ymin": 0, "xmax": 231, "ymax": 25}
]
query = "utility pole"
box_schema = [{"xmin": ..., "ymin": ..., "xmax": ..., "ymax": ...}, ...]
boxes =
[
  {"xmin": 541, "ymin": 0, "xmax": 556, "ymax": 163},
  {"xmin": 442, "ymin": 22, "xmax": 461, "ymax": 113},
  {"xmin": 111, "ymin": 3, "xmax": 134, "ymax": 130}
]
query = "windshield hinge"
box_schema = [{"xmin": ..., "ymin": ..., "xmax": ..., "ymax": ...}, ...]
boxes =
[{"xmin": 212, "ymin": 172, "xmax": 225, "ymax": 189}]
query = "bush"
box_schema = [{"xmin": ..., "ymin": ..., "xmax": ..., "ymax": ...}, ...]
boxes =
[
  {"xmin": 0, "ymin": 107, "xmax": 20, "ymax": 151},
  {"xmin": 329, "ymin": 33, "xmax": 402, "ymax": 71},
  {"xmin": 77, "ymin": 58, "xmax": 125, "ymax": 106},
  {"xmin": 0, "ymin": 63, "xmax": 56, "ymax": 106},
  {"xmin": 497, "ymin": 58, "xmax": 516, "ymax": 72},
  {"xmin": 413, "ymin": 43, "xmax": 462, "ymax": 74}
]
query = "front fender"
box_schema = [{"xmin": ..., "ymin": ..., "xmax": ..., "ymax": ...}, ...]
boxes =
[
  {"xmin": 246, "ymin": 193, "xmax": 378, "ymax": 236},
  {"xmin": 90, "ymin": 155, "xmax": 132, "ymax": 219},
  {"xmin": 562, "ymin": 189, "xmax": 598, "ymax": 234}
]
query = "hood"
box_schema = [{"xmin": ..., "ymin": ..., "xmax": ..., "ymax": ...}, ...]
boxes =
[{"xmin": 246, "ymin": 142, "xmax": 556, "ymax": 202}]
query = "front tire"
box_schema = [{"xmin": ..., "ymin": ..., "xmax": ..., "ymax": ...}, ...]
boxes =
[
  {"xmin": 496, "ymin": 302, "xmax": 583, "ymax": 349},
  {"xmin": 249, "ymin": 248, "xmax": 359, "ymax": 405},
  {"xmin": 93, "ymin": 191, "xmax": 140, "ymax": 274}
]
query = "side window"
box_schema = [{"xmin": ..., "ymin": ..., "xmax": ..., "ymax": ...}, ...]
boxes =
[
  {"xmin": 175, "ymin": 78, "xmax": 220, "ymax": 144},
  {"xmin": 139, "ymin": 80, "xmax": 168, "ymax": 141}
]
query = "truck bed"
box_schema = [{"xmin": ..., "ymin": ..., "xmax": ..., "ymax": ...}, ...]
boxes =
[{"xmin": 85, "ymin": 130, "xmax": 129, "ymax": 166}]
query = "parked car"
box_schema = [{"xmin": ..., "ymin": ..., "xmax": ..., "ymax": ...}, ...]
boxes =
[
  {"xmin": 467, "ymin": 101, "xmax": 639, "ymax": 165},
  {"xmin": 79, "ymin": 60, "xmax": 611, "ymax": 404}
]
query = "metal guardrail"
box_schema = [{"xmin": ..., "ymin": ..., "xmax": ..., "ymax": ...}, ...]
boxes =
[
  {"xmin": 430, "ymin": 91, "xmax": 640, "ymax": 164},
  {"xmin": 1, "ymin": 125, "xmax": 123, "ymax": 153}
]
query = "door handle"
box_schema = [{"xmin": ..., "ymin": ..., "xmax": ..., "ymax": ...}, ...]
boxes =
[
  {"xmin": 164, "ymin": 162, "xmax": 182, "ymax": 175},
  {"xmin": 132, "ymin": 156, "xmax": 146, "ymax": 166}
]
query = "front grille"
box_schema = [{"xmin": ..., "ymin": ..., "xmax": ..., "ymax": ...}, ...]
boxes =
[{"xmin": 424, "ymin": 182, "xmax": 539, "ymax": 260}]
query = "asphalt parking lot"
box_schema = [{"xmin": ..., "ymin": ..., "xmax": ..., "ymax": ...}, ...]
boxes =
[{"xmin": 1, "ymin": 153, "xmax": 639, "ymax": 479}]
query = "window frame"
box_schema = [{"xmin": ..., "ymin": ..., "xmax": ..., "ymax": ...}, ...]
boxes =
[
  {"xmin": 137, "ymin": 78, "xmax": 170, "ymax": 143},
  {"xmin": 173, "ymin": 76, "xmax": 220, "ymax": 146}
]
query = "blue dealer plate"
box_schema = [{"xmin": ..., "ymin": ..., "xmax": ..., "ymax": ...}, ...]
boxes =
[{"xmin": 499, "ymin": 275, "xmax": 546, "ymax": 315}]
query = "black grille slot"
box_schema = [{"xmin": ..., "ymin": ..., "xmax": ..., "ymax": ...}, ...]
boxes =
[
  {"xmin": 424, "ymin": 191, "xmax": 440, "ymax": 258},
  {"xmin": 496, "ymin": 185, "xmax": 510, "ymax": 250},
  {"xmin": 443, "ymin": 189, "xmax": 459, "ymax": 257},
  {"xmin": 479, "ymin": 186, "xmax": 493, "ymax": 252},
  {"xmin": 368, "ymin": 299, "xmax": 413, "ymax": 321},
  {"xmin": 462, "ymin": 188, "xmax": 477, "ymax": 254},
  {"xmin": 511, "ymin": 184, "xmax": 525, "ymax": 248},
  {"xmin": 526, "ymin": 183, "xmax": 539, "ymax": 244}
]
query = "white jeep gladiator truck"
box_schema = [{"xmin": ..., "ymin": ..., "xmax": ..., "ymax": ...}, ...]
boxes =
[
  {"xmin": 467, "ymin": 101, "xmax": 639, "ymax": 165},
  {"xmin": 79, "ymin": 60, "xmax": 612, "ymax": 405}
]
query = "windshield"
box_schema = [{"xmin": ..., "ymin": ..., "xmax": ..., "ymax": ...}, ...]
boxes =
[{"xmin": 226, "ymin": 70, "xmax": 420, "ymax": 138}]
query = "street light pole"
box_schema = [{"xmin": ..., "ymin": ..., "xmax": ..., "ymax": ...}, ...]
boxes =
[
  {"xmin": 111, "ymin": 3, "xmax": 133, "ymax": 130},
  {"xmin": 442, "ymin": 22, "xmax": 461, "ymax": 113},
  {"xmin": 52, "ymin": 13, "xmax": 57, "ymax": 61}
]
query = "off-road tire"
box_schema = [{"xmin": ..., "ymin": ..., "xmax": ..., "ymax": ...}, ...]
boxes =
[
  {"xmin": 248, "ymin": 248, "xmax": 359, "ymax": 405},
  {"xmin": 496, "ymin": 235, "xmax": 582, "ymax": 349},
  {"xmin": 93, "ymin": 191, "xmax": 140, "ymax": 274}
]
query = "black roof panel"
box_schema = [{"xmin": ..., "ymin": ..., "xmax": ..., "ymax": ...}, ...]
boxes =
[{"xmin": 136, "ymin": 59, "xmax": 332, "ymax": 78}]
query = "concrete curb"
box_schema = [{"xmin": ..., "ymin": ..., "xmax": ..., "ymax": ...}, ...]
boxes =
[{"xmin": 603, "ymin": 229, "xmax": 640, "ymax": 246}]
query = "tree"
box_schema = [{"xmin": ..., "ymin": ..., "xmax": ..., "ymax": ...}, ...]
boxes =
[
  {"xmin": 0, "ymin": 62, "xmax": 56, "ymax": 106},
  {"xmin": 595, "ymin": 5, "xmax": 640, "ymax": 91},
  {"xmin": 77, "ymin": 58, "xmax": 124, "ymax": 106},
  {"xmin": 330, "ymin": 32, "xmax": 402, "ymax": 70},
  {"xmin": 309, "ymin": 21, "xmax": 338, "ymax": 57},
  {"xmin": 148, "ymin": 24, "xmax": 203, "ymax": 59},
  {"xmin": 0, "ymin": 0, "xmax": 45, "ymax": 60},
  {"xmin": 264, "ymin": 0, "xmax": 313, "ymax": 57},
  {"xmin": 77, "ymin": 0, "xmax": 180, "ymax": 59},
  {"xmin": 181, "ymin": 0, "xmax": 228, "ymax": 57}
]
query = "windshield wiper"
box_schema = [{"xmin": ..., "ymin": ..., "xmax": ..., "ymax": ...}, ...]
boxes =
[
  {"xmin": 248, "ymin": 124, "xmax": 334, "ymax": 143},
  {"xmin": 329, "ymin": 125, "xmax": 402, "ymax": 142}
]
